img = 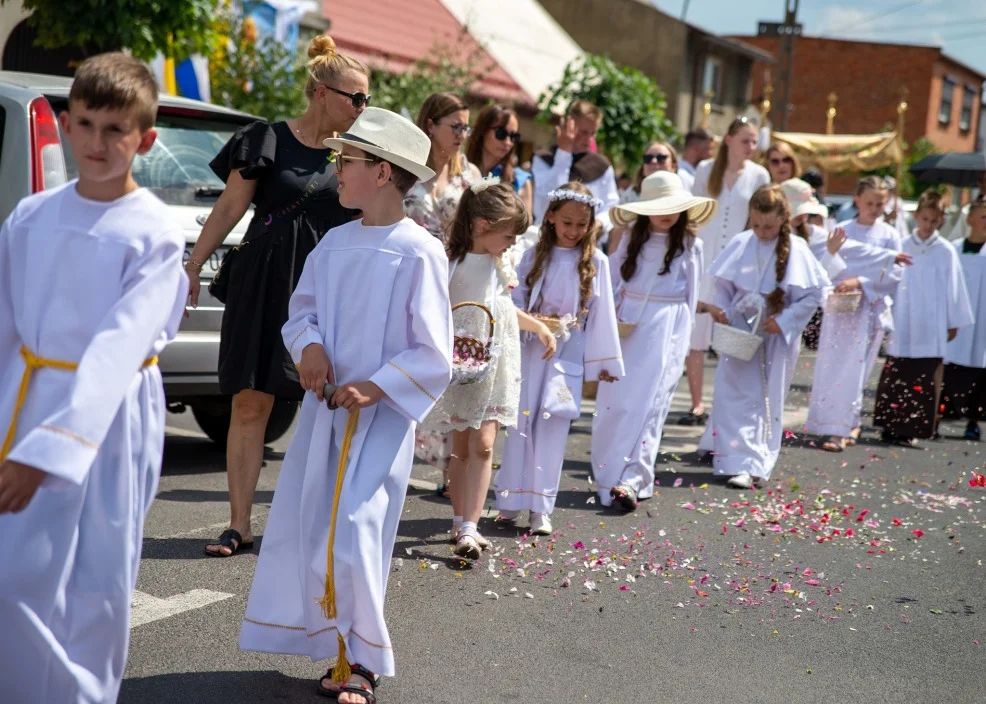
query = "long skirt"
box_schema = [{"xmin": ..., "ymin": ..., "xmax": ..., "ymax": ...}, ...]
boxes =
[
  {"xmin": 941, "ymin": 363, "xmax": 986, "ymax": 421},
  {"xmin": 873, "ymin": 356, "xmax": 944, "ymax": 438}
]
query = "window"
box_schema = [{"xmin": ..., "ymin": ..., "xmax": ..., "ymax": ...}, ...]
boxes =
[
  {"xmin": 703, "ymin": 57, "xmax": 723, "ymax": 105},
  {"xmin": 961, "ymin": 86, "xmax": 977, "ymax": 132},
  {"xmin": 939, "ymin": 76, "xmax": 955, "ymax": 126}
]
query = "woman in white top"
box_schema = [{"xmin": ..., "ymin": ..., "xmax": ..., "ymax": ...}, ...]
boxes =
[{"xmin": 682, "ymin": 118, "xmax": 770, "ymax": 426}]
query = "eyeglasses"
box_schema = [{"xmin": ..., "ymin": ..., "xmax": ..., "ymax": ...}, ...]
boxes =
[
  {"xmin": 769, "ymin": 157, "xmax": 794, "ymax": 166},
  {"xmin": 494, "ymin": 127, "xmax": 521, "ymax": 143},
  {"xmin": 443, "ymin": 121, "xmax": 472, "ymax": 137},
  {"xmin": 642, "ymin": 153, "xmax": 670, "ymax": 165},
  {"xmin": 334, "ymin": 153, "xmax": 376, "ymax": 171},
  {"xmin": 322, "ymin": 84, "xmax": 372, "ymax": 109}
]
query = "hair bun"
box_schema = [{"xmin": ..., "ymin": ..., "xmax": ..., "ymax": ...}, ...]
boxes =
[{"xmin": 308, "ymin": 34, "xmax": 337, "ymax": 60}]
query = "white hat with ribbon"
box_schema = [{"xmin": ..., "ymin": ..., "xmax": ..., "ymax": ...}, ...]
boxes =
[
  {"xmin": 324, "ymin": 107, "xmax": 436, "ymax": 182},
  {"xmin": 610, "ymin": 171, "xmax": 717, "ymax": 227},
  {"xmin": 780, "ymin": 178, "xmax": 828, "ymax": 218}
]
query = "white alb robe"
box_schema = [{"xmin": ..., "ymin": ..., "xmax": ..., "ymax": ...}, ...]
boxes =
[
  {"xmin": 0, "ymin": 183, "xmax": 187, "ymax": 704},
  {"xmin": 494, "ymin": 246, "xmax": 624, "ymax": 515},
  {"xmin": 806, "ymin": 219, "xmax": 903, "ymax": 437},
  {"xmin": 690, "ymin": 158, "xmax": 771, "ymax": 349},
  {"xmin": 702, "ymin": 232, "xmax": 827, "ymax": 479},
  {"xmin": 239, "ymin": 219, "xmax": 452, "ymax": 678},
  {"xmin": 532, "ymin": 149, "xmax": 620, "ymax": 232},
  {"xmin": 946, "ymin": 239, "xmax": 986, "ymax": 368},
  {"xmin": 887, "ymin": 232, "xmax": 973, "ymax": 359},
  {"xmin": 592, "ymin": 232, "xmax": 703, "ymax": 504}
]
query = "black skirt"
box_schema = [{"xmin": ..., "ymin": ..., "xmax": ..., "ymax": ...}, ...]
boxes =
[
  {"xmin": 941, "ymin": 363, "xmax": 986, "ymax": 422},
  {"xmin": 873, "ymin": 356, "xmax": 944, "ymax": 438}
]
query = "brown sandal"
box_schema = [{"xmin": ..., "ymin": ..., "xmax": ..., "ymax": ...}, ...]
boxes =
[
  {"xmin": 317, "ymin": 663, "xmax": 378, "ymax": 702},
  {"xmin": 821, "ymin": 437, "xmax": 848, "ymax": 453}
]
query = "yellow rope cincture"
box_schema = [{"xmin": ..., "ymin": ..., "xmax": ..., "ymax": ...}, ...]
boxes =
[
  {"xmin": 1, "ymin": 346, "xmax": 160, "ymax": 461},
  {"xmin": 316, "ymin": 406, "xmax": 360, "ymax": 683}
]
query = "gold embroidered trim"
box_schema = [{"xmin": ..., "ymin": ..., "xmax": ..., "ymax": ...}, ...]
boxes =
[
  {"xmin": 387, "ymin": 361, "xmax": 436, "ymax": 401},
  {"xmin": 289, "ymin": 325, "xmax": 319, "ymax": 356},
  {"xmin": 349, "ymin": 629, "xmax": 393, "ymax": 650},
  {"xmin": 500, "ymin": 488, "xmax": 558, "ymax": 497},
  {"xmin": 242, "ymin": 618, "xmax": 390, "ymax": 648},
  {"xmin": 584, "ymin": 355, "xmax": 622, "ymax": 364},
  {"xmin": 39, "ymin": 424, "xmax": 98, "ymax": 449},
  {"xmin": 243, "ymin": 617, "xmax": 307, "ymax": 632}
]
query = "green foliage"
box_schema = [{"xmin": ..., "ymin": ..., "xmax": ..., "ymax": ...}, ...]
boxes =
[
  {"xmin": 864, "ymin": 136, "xmax": 941, "ymax": 199},
  {"xmin": 537, "ymin": 54, "xmax": 676, "ymax": 170},
  {"xmin": 371, "ymin": 30, "xmax": 493, "ymax": 119},
  {"xmin": 209, "ymin": 10, "xmax": 308, "ymax": 122},
  {"xmin": 1, "ymin": 0, "xmax": 221, "ymax": 62}
]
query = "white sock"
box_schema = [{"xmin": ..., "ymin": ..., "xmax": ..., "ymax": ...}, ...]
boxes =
[{"xmin": 459, "ymin": 521, "xmax": 478, "ymax": 538}]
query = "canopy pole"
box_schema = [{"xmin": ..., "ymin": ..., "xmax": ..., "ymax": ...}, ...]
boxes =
[{"xmin": 896, "ymin": 86, "xmax": 908, "ymax": 196}]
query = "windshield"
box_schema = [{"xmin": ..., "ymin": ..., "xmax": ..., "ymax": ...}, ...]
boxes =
[{"xmin": 52, "ymin": 99, "xmax": 245, "ymax": 206}]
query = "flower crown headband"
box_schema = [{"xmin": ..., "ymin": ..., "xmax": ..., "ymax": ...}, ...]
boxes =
[{"xmin": 547, "ymin": 188, "xmax": 602, "ymax": 210}]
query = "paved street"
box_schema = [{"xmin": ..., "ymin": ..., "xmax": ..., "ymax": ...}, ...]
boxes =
[{"xmin": 122, "ymin": 355, "xmax": 986, "ymax": 703}]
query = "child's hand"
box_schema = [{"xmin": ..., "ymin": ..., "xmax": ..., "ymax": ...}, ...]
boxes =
[
  {"xmin": 704, "ymin": 305, "xmax": 729, "ymax": 325},
  {"xmin": 555, "ymin": 117, "xmax": 577, "ymax": 153},
  {"xmin": 834, "ymin": 277, "xmax": 862, "ymax": 293},
  {"xmin": 895, "ymin": 252, "xmax": 914, "ymax": 266},
  {"xmin": 0, "ymin": 460, "xmax": 46, "ymax": 514},
  {"xmin": 948, "ymin": 327, "xmax": 959, "ymax": 342},
  {"xmin": 331, "ymin": 381, "xmax": 385, "ymax": 411},
  {"xmin": 598, "ymin": 370, "xmax": 618, "ymax": 383},
  {"xmin": 300, "ymin": 343, "xmax": 334, "ymax": 401},
  {"xmin": 536, "ymin": 323, "xmax": 557, "ymax": 360},
  {"xmin": 827, "ymin": 226, "xmax": 847, "ymax": 255},
  {"xmin": 764, "ymin": 317, "xmax": 783, "ymax": 335}
]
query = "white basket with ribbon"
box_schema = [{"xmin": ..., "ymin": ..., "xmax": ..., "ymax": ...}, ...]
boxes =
[
  {"xmin": 712, "ymin": 303, "xmax": 764, "ymax": 362},
  {"xmin": 825, "ymin": 290, "xmax": 862, "ymax": 313}
]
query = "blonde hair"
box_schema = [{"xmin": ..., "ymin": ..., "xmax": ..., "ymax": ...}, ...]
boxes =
[
  {"xmin": 303, "ymin": 35, "xmax": 369, "ymax": 101},
  {"xmin": 568, "ymin": 99, "xmax": 603, "ymax": 125},
  {"xmin": 417, "ymin": 92, "xmax": 470, "ymax": 178},
  {"xmin": 764, "ymin": 143, "xmax": 802, "ymax": 182},
  {"xmin": 917, "ymin": 189, "xmax": 945, "ymax": 218},
  {"xmin": 855, "ymin": 175, "xmax": 888, "ymax": 197},
  {"xmin": 707, "ymin": 118, "xmax": 756, "ymax": 199}
]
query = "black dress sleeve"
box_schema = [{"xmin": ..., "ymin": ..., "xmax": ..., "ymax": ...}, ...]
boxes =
[{"xmin": 210, "ymin": 121, "xmax": 277, "ymax": 182}]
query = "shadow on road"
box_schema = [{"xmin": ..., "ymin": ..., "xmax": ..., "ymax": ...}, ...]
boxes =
[
  {"xmin": 141, "ymin": 536, "xmax": 264, "ymax": 560},
  {"xmin": 155, "ymin": 489, "xmax": 275, "ymax": 504},
  {"xmin": 121, "ymin": 670, "xmax": 318, "ymax": 703}
]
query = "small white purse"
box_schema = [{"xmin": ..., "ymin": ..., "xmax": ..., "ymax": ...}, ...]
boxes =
[{"xmin": 542, "ymin": 359, "xmax": 584, "ymax": 420}]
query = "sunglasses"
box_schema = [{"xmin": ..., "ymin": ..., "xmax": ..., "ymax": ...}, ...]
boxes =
[
  {"xmin": 769, "ymin": 157, "xmax": 794, "ymax": 166},
  {"xmin": 334, "ymin": 153, "xmax": 375, "ymax": 171},
  {"xmin": 443, "ymin": 121, "xmax": 472, "ymax": 137},
  {"xmin": 494, "ymin": 126, "xmax": 521, "ymax": 143},
  {"xmin": 322, "ymin": 84, "xmax": 372, "ymax": 109},
  {"xmin": 642, "ymin": 153, "xmax": 670, "ymax": 165}
]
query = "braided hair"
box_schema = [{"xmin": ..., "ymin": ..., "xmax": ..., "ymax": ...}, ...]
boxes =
[{"xmin": 749, "ymin": 184, "xmax": 793, "ymax": 318}]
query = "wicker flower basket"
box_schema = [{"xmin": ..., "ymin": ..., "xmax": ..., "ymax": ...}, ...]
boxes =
[
  {"xmin": 826, "ymin": 290, "xmax": 863, "ymax": 313},
  {"xmin": 711, "ymin": 308, "xmax": 763, "ymax": 362},
  {"xmin": 451, "ymin": 301, "xmax": 496, "ymax": 386}
]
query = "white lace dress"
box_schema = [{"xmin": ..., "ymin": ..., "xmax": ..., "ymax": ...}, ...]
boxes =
[{"xmin": 423, "ymin": 253, "xmax": 521, "ymax": 432}]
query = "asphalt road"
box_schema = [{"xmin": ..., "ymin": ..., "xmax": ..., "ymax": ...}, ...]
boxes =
[{"xmin": 122, "ymin": 355, "xmax": 986, "ymax": 704}]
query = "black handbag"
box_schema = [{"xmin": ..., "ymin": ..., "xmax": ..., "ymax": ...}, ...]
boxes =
[{"xmin": 207, "ymin": 163, "xmax": 332, "ymax": 304}]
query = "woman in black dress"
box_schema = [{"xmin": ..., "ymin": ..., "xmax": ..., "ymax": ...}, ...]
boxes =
[{"xmin": 185, "ymin": 35, "xmax": 369, "ymax": 557}]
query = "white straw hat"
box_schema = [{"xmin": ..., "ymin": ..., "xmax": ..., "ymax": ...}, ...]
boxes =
[
  {"xmin": 610, "ymin": 171, "xmax": 717, "ymax": 227},
  {"xmin": 780, "ymin": 178, "xmax": 828, "ymax": 218},
  {"xmin": 324, "ymin": 107, "xmax": 436, "ymax": 182}
]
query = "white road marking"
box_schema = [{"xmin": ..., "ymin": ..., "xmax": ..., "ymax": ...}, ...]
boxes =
[
  {"xmin": 165, "ymin": 425, "xmax": 209, "ymax": 439},
  {"xmin": 131, "ymin": 589, "xmax": 235, "ymax": 628}
]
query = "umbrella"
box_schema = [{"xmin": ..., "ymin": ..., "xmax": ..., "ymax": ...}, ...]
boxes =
[{"xmin": 909, "ymin": 152, "xmax": 986, "ymax": 188}]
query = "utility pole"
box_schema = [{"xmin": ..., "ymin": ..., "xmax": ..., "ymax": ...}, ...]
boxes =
[{"xmin": 776, "ymin": 0, "xmax": 800, "ymax": 132}]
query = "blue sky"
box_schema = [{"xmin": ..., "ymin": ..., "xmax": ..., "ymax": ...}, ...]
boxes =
[{"xmin": 651, "ymin": 0, "xmax": 986, "ymax": 76}]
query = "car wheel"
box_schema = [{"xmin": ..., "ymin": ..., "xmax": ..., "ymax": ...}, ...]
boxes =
[{"xmin": 190, "ymin": 397, "xmax": 299, "ymax": 447}]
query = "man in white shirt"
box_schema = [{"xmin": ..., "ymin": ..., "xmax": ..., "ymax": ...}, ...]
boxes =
[
  {"xmin": 532, "ymin": 100, "xmax": 619, "ymax": 232},
  {"xmin": 678, "ymin": 127, "xmax": 714, "ymax": 179}
]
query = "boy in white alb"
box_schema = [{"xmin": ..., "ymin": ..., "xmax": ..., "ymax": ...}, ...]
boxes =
[
  {"xmin": 0, "ymin": 54, "xmax": 188, "ymax": 703},
  {"xmin": 238, "ymin": 108, "xmax": 452, "ymax": 704},
  {"xmin": 875, "ymin": 190, "xmax": 972, "ymax": 446}
]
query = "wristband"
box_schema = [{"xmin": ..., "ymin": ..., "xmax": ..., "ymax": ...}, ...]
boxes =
[{"xmin": 186, "ymin": 258, "xmax": 204, "ymax": 270}]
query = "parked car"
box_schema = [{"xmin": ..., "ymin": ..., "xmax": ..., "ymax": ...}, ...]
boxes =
[{"xmin": 0, "ymin": 71, "xmax": 298, "ymax": 445}]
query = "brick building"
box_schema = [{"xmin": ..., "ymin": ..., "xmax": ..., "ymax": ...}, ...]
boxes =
[{"xmin": 732, "ymin": 35, "xmax": 986, "ymax": 192}]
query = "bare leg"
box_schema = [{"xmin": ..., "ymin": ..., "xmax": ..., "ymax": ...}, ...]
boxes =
[
  {"xmin": 461, "ymin": 421, "xmax": 499, "ymax": 524},
  {"xmin": 205, "ymin": 389, "xmax": 274, "ymax": 555},
  {"xmin": 685, "ymin": 349, "xmax": 705, "ymax": 414},
  {"xmin": 448, "ymin": 430, "xmax": 470, "ymax": 520}
]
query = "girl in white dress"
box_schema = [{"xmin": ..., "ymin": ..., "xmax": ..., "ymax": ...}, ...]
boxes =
[
  {"xmin": 423, "ymin": 182, "xmax": 555, "ymax": 558},
  {"xmin": 591, "ymin": 172, "xmax": 715, "ymax": 510},
  {"xmin": 702, "ymin": 185, "xmax": 828, "ymax": 488},
  {"xmin": 684, "ymin": 118, "xmax": 770, "ymax": 426},
  {"xmin": 494, "ymin": 183, "xmax": 624, "ymax": 535},
  {"xmin": 806, "ymin": 177, "xmax": 904, "ymax": 451}
]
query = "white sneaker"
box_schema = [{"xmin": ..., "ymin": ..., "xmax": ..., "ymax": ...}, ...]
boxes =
[
  {"xmin": 726, "ymin": 473, "xmax": 755, "ymax": 489},
  {"xmin": 529, "ymin": 512, "xmax": 553, "ymax": 536},
  {"xmin": 449, "ymin": 528, "xmax": 490, "ymax": 550},
  {"xmin": 495, "ymin": 509, "xmax": 520, "ymax": 522},
  {"xmin": 454, "ymin": 534, "xmax": 482, "ymax": 560}
]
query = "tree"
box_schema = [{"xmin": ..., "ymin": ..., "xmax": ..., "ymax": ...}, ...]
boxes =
[
  {"xmin": 209, "ymin": 10, "xmax": 308, "ymax": 122},
  {"xmin": 371, "ymin": 30, "xmax": 493, "ymax": 119},
  {"xmin": 863, "ymin": 135, "xmax": 941, "ymax": 200},
  {"xmin": 1, "ymin": 0, "xmax": 221, "ymax": 62},
  {"xmin": 537, "ymin": 54, "xmax": 676, "ymax": 170}
]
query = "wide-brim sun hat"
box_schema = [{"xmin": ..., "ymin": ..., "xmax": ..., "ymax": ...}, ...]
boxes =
[
  {"xmin": 780, "ymin": 177, "xmax": 828, "ymax": 218},
  {"xmin": 610, "ymin": 171, "xmax": 717, "ymax": 227},
  {"xmin": 324, "ymin": 107, "xmax": 436, "ymax": 182}
]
